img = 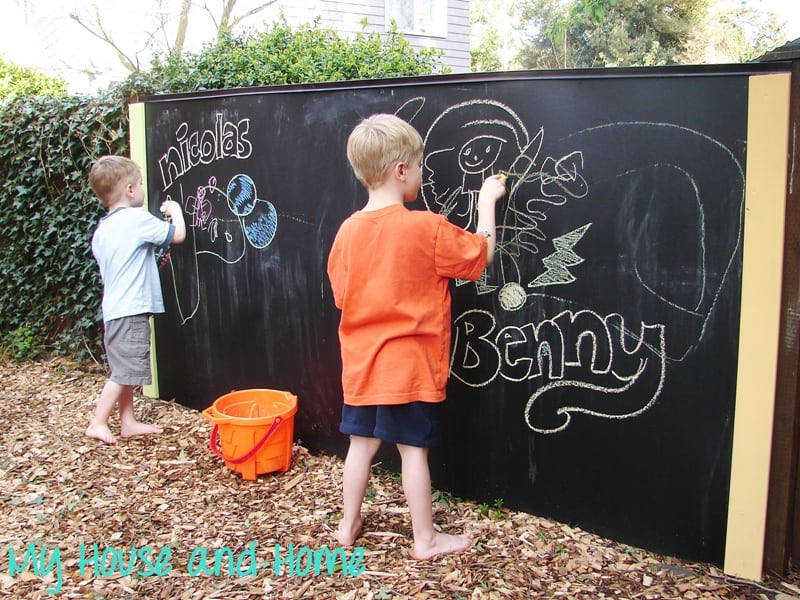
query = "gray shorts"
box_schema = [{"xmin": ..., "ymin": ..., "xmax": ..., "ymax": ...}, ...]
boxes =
[{"xmin": 104, "ymin": 314, "xmax": 152, "ymax": 386}]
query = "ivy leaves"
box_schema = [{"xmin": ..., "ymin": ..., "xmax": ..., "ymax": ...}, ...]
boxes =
[{"xmin": 0, "ymin": 91, "xmax": 128, "ymax": 360}]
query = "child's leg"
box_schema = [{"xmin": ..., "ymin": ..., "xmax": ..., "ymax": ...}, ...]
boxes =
[
  {"xmin": 85, "ymin": 379, "xmax": 127, "ymax": 445},
  {"xmin": 92, "ymin": 315, "xmax": 162, "ymax": 442},
  {"xmin": 338, "ymin": 435, "xmax": 382, "ymax": 546},
  {"xmin": 396, "ymin": 443, "xmax": 472, "ymax": 560},
  {"xmin": 119, "ymin": 387, "xmax": 163, "ymax": 438}
]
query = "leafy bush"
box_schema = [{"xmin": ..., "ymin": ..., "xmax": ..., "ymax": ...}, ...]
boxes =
[
  {"xmin": 2, "ymin": 325, "xmax": 45, "ymax": 361},
  {"xmin": 123, "ymin": 18, "xmax": 447, "ymax": 97},
  {"xmin": 0, "ymin": 90, "xmax": 129, "ymax": 360},
  {"xmin": 0, "ymin": 19, "xmax": 444, "ymax": 362},
  {"xmin": 0, "ymin": 56, "xmax": 67, "ymax": 100}
]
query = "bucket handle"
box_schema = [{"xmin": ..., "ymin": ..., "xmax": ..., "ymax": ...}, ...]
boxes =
[{"xmin": 208, "ymin": 416, "xmax": 283, "ymax": 465}]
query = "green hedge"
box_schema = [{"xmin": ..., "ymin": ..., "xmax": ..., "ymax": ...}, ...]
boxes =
[
  {"xmin": 0, "ymin": 55, "xmax": 67, "ymax": 98},
  {"xmin": 132, "ymin": 19, "xmax": 446, "ymax": 93},
  {"xmin": 0, "ymin": 91, "xmax": 130, "ymax": 361}
]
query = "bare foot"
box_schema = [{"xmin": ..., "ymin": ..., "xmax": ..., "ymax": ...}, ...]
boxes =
[
  {"xmin": 120, "ymin": 421, "xmax": 163, "ymax": 438},
  {"xmin": 85, "ymin": 423, "xmax": 118, "ymax": 445},
  {"xmin": 411, "ymin": 532, "xmax": 472, "ymax": 560},
  {"xmin": 337, "ymin": 514, "xmax": 363, "ymax": 546}
]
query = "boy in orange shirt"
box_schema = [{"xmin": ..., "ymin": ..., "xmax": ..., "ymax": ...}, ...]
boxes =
[{"xmin": 327, "ymin": 113, "xmax": 506, "ymax": 559}]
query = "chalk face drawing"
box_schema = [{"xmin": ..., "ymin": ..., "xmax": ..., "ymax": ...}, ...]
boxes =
[
  {"xmin": 156, "ymin": 115, "xmax": 278, "ymax": 324},
  {"xmin": 419, "ymin": 99, "xmax": 590, "ymax": 311},
  {"xmin": 408, "ymin": 99, "xmax": 744, "ymax": 435}
]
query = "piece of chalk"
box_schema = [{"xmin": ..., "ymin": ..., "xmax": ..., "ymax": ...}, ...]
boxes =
[
  {"xmin": 498, "ymin": 172, "xmax": 508, "ymax": 183},
  {"xmin": 160, "ymin": 205, "xmax": 167, "ymax": 213}
]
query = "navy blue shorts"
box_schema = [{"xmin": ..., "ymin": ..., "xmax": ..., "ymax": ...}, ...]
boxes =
[{"xmin": 340, "ymin": 402, "xmax": 442, "ymax": 448}]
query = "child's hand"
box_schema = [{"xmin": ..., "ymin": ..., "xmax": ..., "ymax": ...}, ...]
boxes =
[
  {"xmin": 478, "ymin": 174, "xmax": 507, "ymax": 205},
  {"xmin": 160, "ymin": 200, "xmax": 182, "ymax": 218},
  {"xmin": 162, "ymin": 199, "xmax": 187, "ymax": 244}
]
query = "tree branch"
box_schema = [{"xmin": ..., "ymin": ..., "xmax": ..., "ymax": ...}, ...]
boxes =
[
  {"xmin": 173, "ymin": 0, "xmax": 192, "ymax": 54},
  {"xmin": 69, "ymin": 9, "xmax": 139, "ymax": 72},
  {"xmin": 229, "ymin": 0, "xmax": 278, "ymax": 29}
]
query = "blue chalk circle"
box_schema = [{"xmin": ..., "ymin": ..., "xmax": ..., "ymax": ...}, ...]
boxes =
[
  {"xmin": 244, "ymin": 202, "xmax": 278, "ymax": 248},
  {"xmin": 227, "ymin": 174, "xmax": 258, "ymax": 216}
]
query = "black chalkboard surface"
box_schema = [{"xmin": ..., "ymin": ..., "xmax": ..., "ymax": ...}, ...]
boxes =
[{"xmin": 144, "ymin": 66, "xmax": 773, "ymax": 564}]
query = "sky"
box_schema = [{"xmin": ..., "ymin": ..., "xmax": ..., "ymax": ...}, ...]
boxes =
[
  {"xmin": 1, "ymin": 0, "xmax": 798, "ymax": 94},
  {"xmin": 741, "ymin": 0, "xmax": 799, "ymax": 37},
  {"xmin": 760, "ymin": 0, "xmax": 799, "ymax": 31}
]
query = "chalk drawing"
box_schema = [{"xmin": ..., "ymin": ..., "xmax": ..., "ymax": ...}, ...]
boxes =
[
  {"xmin": 408, "ymin": 101, "xmax": 744, "ymax": 433},
  {"xmin": 161, "ymin": 172, "xmax": 277, "ymax": 324},
  {"xmin": 151, "ymin": 104, "xmax": 743, "ymax": 434},
  {"xmin": 531, "ymin": 224, "xmax": 591, "ymax": 287},
  {"xmin": 419, "ymin": 99, "xmax": 590, "ymax": 311},
  {"xmin": 152, "ymin": 114, "xmax": 282, "ymax": 323},
  {"xmin": 157, "ymin": 115, "xmax": 252, "ymax": 191},
  {"xmin": 560, "ymin": 121, "xmax": 745, "ymax": 362},
  {"xmin": 450, "ymin": 308, "xmax": 666, "ymax": 434}
]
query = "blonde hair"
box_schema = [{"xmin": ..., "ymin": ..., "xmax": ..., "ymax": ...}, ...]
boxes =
[
  {"xmin": 89, "ymin": 156, "xmax": 141, "ymax": 206},
  {"xmin": 346, "ymin": 114, "xmax": 424, "ymax": 188}
]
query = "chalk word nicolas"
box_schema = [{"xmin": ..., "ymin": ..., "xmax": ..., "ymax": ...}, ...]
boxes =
[
  {"xmin": 450, "ymin": 309, "xmax": 667, "ymax": 433},
  {"xmin": 158, "ymin": 113, "xmax": 253, "ymax": 191}
]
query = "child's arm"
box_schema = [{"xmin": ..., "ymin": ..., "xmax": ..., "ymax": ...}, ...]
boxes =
[
  {"xmin": 160, "ymin": 200, "xmax": 187, "ymax": 244},
  {"xmin": 475, "ymin": 174, "xmax": 507, "ymax": 263}
]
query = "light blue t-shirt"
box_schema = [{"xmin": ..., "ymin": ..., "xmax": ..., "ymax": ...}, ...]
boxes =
[{"xmin": 91, "ymin": 206, "xmax": 174, "ymax": 323}]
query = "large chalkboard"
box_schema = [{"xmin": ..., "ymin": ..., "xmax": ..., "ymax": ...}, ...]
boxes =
[{"xmin": 144, "ymin": 65, "xmax": 782, "ymax": 564}]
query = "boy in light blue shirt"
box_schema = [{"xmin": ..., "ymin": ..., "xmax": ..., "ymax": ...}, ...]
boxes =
[{"xmin": 85, "ymin": 156, "xmax": 186, "ymax": 445}]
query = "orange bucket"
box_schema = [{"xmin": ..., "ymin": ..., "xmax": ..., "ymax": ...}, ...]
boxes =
[{"xmin": 201, "ymin": 389, "xmax": 297, "ymax": 480}]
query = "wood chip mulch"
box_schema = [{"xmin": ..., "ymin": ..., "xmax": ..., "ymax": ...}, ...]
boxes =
[{"xmin": 2, "ymin": 357, "xmax": 800, "ymax": 599}]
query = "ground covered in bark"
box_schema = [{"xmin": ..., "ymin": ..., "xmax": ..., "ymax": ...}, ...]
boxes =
[{"xmin": 2, "ymin": 357, "xmax": 800, "ymax": 599}]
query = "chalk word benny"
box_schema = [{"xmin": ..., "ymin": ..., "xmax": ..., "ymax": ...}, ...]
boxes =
[{"xmin": 450, "ymin": 308, "xmax": 667, "ymax": 433}]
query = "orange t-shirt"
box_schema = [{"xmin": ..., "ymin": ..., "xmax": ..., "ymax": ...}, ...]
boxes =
[{"xmin": 327, "ymin": 204, "xmax": 488, "ymax": 406}]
